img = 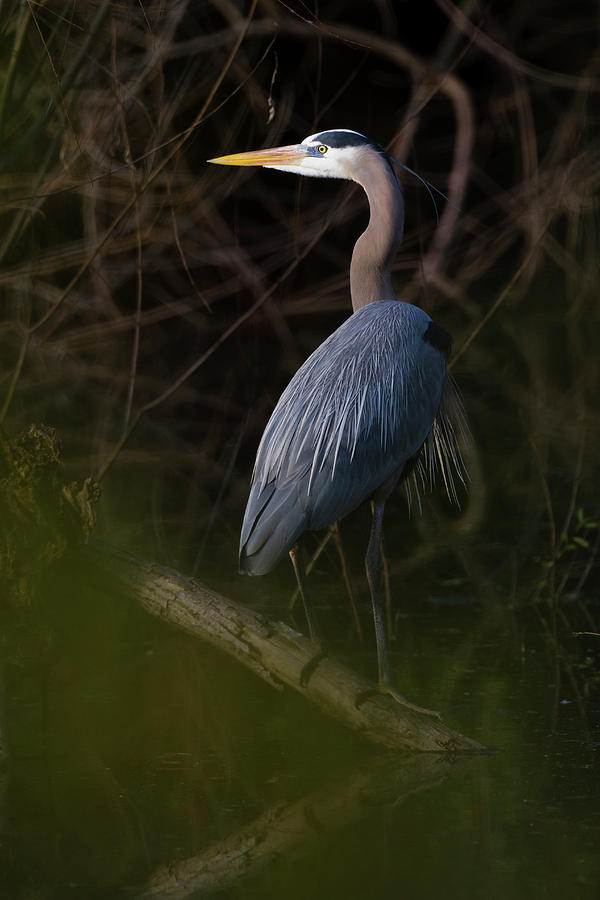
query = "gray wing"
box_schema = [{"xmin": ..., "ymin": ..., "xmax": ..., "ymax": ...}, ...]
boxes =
[{"xmin": 239, "ymin": 301, "xmax": 447, "ymax": 575}]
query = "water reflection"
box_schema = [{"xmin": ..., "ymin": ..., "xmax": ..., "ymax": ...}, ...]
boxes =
[
  {"xmin": 2, "ymin": 588, "xmax": 599, "ymax": 898},
  {"xmin": 143, "ymin": 752, "xmax": 475, "ymax": 898}
]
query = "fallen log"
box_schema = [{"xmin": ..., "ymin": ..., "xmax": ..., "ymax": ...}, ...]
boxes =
[{"xmin": 84, "ymin": 538, "xmax": 487, "ymax": 753}]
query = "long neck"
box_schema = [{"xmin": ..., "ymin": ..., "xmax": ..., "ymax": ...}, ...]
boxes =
[{"xmin": 349, "ymin": 157, "xmax": 404, "ymax": 311}]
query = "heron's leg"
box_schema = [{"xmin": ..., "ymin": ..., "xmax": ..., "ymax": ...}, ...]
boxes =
[
  {"xmin": 360, "ymin": 499, "xmax": 441, "ymax": 719},
  {"xmin": 289, "ymin": 543, "xmax": 321, "ymax": 643},
  {"xmin": 364, "ymin": 499, "xmax": 391, "ymax": 685},
  {"xmin": 289, "ymin": 543, "xmax": 327, "ymax": 686},
  {"xmin": 332, "ymin": 522, "xmax": 364, "ymax": 642}
]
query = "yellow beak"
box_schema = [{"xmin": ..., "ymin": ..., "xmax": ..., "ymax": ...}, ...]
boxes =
[{"xmin": 207, "ymin": 144, "xmax": 307, "ymax": 167}]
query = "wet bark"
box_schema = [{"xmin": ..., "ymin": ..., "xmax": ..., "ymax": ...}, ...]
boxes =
[{"xmin": 84, "ymin": 539, "xmax": 487, "ymax": 753}]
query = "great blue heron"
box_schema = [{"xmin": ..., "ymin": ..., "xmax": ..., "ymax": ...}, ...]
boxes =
[{"xmin": 209, "ymin": 129, "xmax": 466, "ymax": 713}]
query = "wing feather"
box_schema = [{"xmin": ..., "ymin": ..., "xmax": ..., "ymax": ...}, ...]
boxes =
[{"xmin": 240, "ymin": 301, "xmax": 451, "ymax": 574}]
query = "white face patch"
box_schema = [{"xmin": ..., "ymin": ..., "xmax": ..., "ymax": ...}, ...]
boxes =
[{"xmin": 265, "ymin": 131, "xmax": 370, "ymax": 181}]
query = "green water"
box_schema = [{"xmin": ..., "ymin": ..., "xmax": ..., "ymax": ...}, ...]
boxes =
[{"xmin": 3, "ymin": 585, "xmax": 599, "ymax": 898}]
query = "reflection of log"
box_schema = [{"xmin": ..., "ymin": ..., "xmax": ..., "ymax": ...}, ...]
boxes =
[
  {"xmin": 141, "ymin": 753, "xmax": 475, "ymax": 897},
  {"xmin": 86, "ymin": 539, "xmax": 486, "ymax": 753}
]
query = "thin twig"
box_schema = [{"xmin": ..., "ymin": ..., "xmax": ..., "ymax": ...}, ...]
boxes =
[{"xmin": 0, "ymin": 0, "xmax": 260, "ymax": 425}]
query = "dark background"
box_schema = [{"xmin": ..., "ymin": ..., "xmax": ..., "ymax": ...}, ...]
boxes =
[{"xmin": 1, "ymin": 0, "xmax": 598, "ymax": 666}]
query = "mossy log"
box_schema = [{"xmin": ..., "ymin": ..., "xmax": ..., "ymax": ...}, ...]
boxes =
[{"xmin": 86, "ymin": 539, "xmax": 487, "ymax": 753}]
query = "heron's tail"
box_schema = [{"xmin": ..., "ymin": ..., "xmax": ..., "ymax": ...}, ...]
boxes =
[{"xmin": 239, "ymin": 481, "xmax": 307, "ymax": 575}]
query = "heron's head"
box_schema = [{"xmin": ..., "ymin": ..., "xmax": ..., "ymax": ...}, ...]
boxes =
[{"xmin": 208, "ymin": 130, "xmax": 390, "ymax": 183}]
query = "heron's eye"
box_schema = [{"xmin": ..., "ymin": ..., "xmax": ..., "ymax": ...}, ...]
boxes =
[{"xmin": 317, "ymin": 145, "xmax": 327, "ymax": 154}]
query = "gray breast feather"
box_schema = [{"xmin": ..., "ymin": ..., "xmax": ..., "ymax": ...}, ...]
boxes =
[{"xmin": 240, "ymin": 301, "xmax": 447, "ymax": 574}]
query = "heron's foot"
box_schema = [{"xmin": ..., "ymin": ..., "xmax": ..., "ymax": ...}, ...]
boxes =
[
  {"xmin": 355, "ymin": 684, "xmax": 441, "ymax": 719},
  {"xmin": 300, "ymin": 645, "xmax": 328, "ymax": 687}
]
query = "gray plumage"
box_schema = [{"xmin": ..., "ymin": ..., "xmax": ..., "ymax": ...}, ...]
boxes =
[
  {"xmin": 239, "ymin": 300, "xmax": 459, "ymax": 574},
  {"xmin": 209, "ymin": 129, "xmax": 468, "ymax": 703}
]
